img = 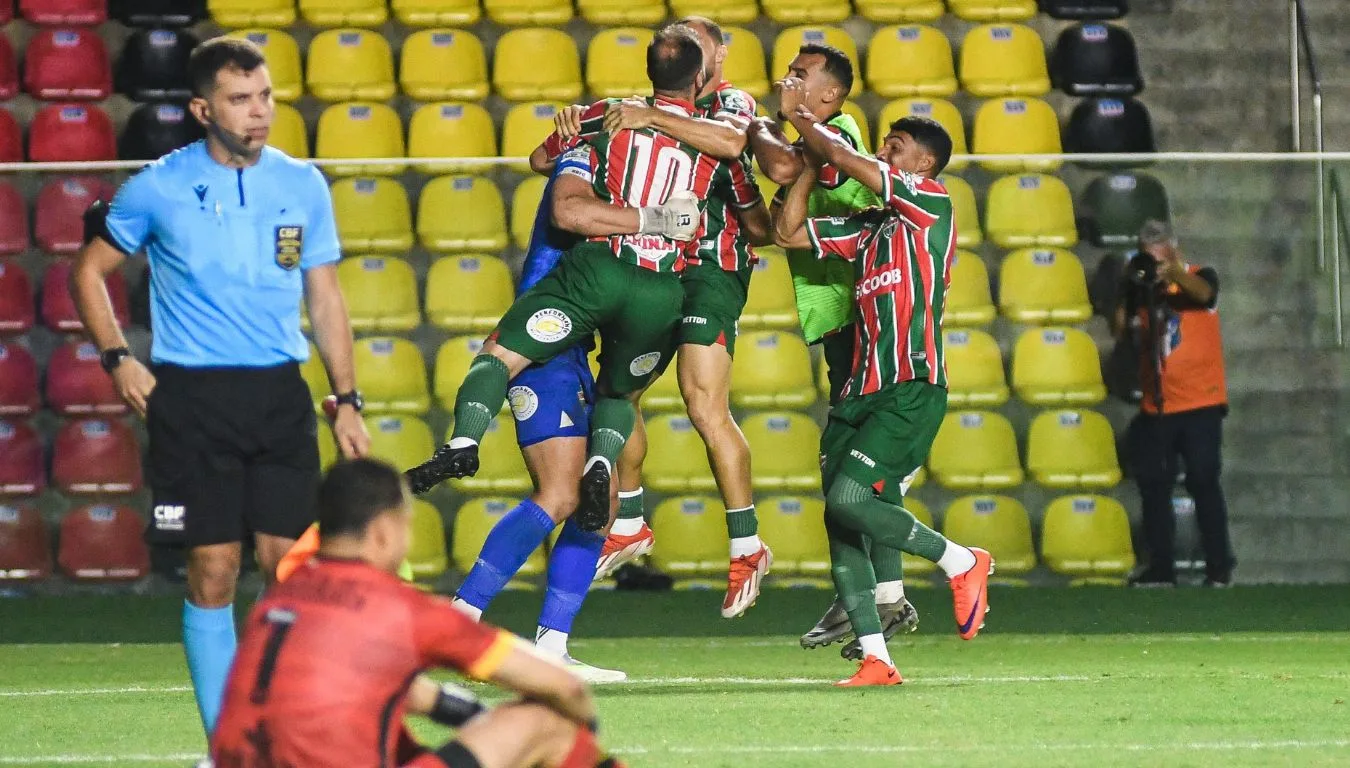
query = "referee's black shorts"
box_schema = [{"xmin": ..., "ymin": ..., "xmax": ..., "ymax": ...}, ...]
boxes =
[{"xmin": 145, "ymin": 362, "xmax": 320, "ymax": 548}]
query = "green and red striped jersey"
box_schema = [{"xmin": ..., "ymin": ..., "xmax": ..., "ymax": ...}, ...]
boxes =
[
  {"xmin": 805, "ymin": 166, "xmax": 956, "ymax": 396},
  {"xmin": 686, "ymin": 82, "xmax": 764, "ymax": 272}
]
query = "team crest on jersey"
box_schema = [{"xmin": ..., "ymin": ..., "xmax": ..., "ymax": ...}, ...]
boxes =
[
  {"xmin": 526, "ymin": 308, "xmax": 572, "ymax": 343},
  {"xmin": 508, "ymin": 386, "xmax": 539, "ymax": 421},
  {"xmin": 629, "ymin": 352, "xmax": 661, "ymax": 377},
  {"xmin": 274, "ymin": 226, "xmax": 303, "ymax": 270}
]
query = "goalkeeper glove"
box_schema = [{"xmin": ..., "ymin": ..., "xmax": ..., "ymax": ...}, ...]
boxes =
[{"xmin": 637, "ymin": 191, "xmax": 701, "ymax": 242}]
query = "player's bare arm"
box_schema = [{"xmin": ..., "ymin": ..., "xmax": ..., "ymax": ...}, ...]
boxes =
[
  {"xmin": 734, "ymin": 198, "xmax": 775, "ymax": 246},
  {"xmin": 786, "ymin": 104, "xmax": 886, "ymax": 195},
  {"xmin": 305, "ymin": 264, "xmax": 371, "ymax": 459},
  {"xmin": 749, "ymin": 115, "xmax": 804, "ymax": 185},
  {"xmin": 71, "ymin": 235, "xmax": 157, "ymax": 417},
  {"xmin": 486, "ymin": 643, "xmax": 598, "ymax": 728},
  {"xmin": 772, "ymin": 161, "xmax": 820, "ymax": 249},
  {"xmin": 552, "ymin": 171, "xmax": 701, "ymax": 242},
  {"xmin": 604, "ymin": 97, "xmax": 748, "ymax": 160}
]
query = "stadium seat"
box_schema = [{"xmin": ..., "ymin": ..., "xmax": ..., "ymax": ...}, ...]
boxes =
[
  {"xmin": 1040, "ymin": 494, "xmax": 1135, "ymax": 576},
  {"xmin": 586, "ymin": 28, "xmax": 654, "ymax": 99},
  {"xmin": 1026, "ymin": 409, "xmax": 1121, "ymax": 488},
  {"xmin": 354, "ymin": 337, "xmax": 430, "ymax": 415},
  {"xmin": 998, "ymin": 248, "xmax": 1092, "ymax": 323},
  {"xmin": 434, "ymin": 336, "xmax": 498, "ymax": 410},
  {"xmin": 650, "ymin": 496, "xmax": 726, "ymax": 576},
  {"xmin": 643, "ymin": 415, "xmax": 716, "ymax": 493},
  {"xmin": 900, "ymin": 497, "xmax": 936, "ymax": 575},
  {"xmin": 448, "ymin": 417, "xmax": 531, "ymax": 494},
  {"xmin": 740, "ymin": 249, "xmax": 799, "ymax": 330},
  {"xmin": 757, "ymin": 496, "xmax": 828, "ymax": 575},
  {"xmin": 393, "ymin": 0, "xmax": 481, "ymax": 25},
  {"xmin": 1051, "ymin": 23, "xmax": 1142, "ymax": 96},
  {"xmin": 958, "ymin": 24, "xmax": 1050, "ymax": 97},
  {"xmin": 338, "ymin": 256, "xmax": 420, "ymax": 332},
  {"xmin": 0, "ymin": 109, "xmax": 19, "ymax": 163},
  {"xmin": 942, "ymin": 495, "xmax": 1036, "ymax": 573},
  {"xmin": 34, "ymin": 176, "xmax": 116, "ymax": 254},
  {"xmin": 0, "ymin": 503, "xmax": 52, "ymax": 581},
  {"xmin": 948, "ymin": 0, "xmax": 1036, "ymax": 21},
  {"xmin": 407, "ymin": 499, "xmax": 448, "ymax": 578},
  {"xmin": 0, "ymin": 182, "xmax": 30, "ymax": 255},
  {"xmin": 946, "ymin": 250, "xmax": 995, "ymax": 327},
  {"xmin": 330, "ymin": 178, "xmax": 414, "ymax": 253},
  {"xmin": 306, "ymin": 29, "xmax": 395, "ymax": 102},
  {"xmin": 58, "ymin": 504, "xmax": 149, "ymax": 581},
  {"xmin": 268, "ymin": 103, "xmax": 308, "ymax": 157},
  {"xmin": 928, "ymin": 410, "xmax": 1023, "ymax": 489},
  {"xmin": 417, "ymin": 176, "xmax": 509, "ymax": 253},
  {"xmin": 298, "ymin": 343, "xmax": 327, "ymax": 412},
  {"xmin": 316, "ymin": 419, "xmax": 338, "ymax": 470},
  {"xmin": 972, "ymin": 97, "xmax": 1062, "ymax": 172},
  {"xmin": 208, "ymin": 0, "xmax": 296, "ymax": 26},
  {"xmin": 0, "ymin": 420, "xmax": 43, "ymax": 495},
  {"xmin": 511, "ymin": 175, "xmax": 547, "ymax": 250},
  {"xmin": 453, "ymin": 498, "xmax": 546, "ymax": 577},
  {"xmin": 716, "ymin": 27, "xmax": 769, "ymax": 99},
  {"xmin": 1080, "ymin": 172, "xmax": 1170, "ymax": 247},
  {"xmin": 116, "ymin": 28, "xmax": 196, "ymax": 101},
  {"xmin": 577, "ymin": 0, "xmax": 662, "ymax": 24},
  {"xmin": 772, "ymin": 27, "xmax": 860, "ymax": 97},
  {"xmin": 985, "ymin": 173, "xmax": 1078, "ymax": 248},
  {"xmin": 1064, "ymin": 97, "xmax": 1156, "ymax": 161},
  {"xmin": 408, "ymin": 102, "xmax": 497, "ymax": 174},
  {"xmin": 110, "ymin": 0, "xmax": 207, "ymax": 25},
  {"xmin": 503, "ymin": 102, "xmax": 566, "ymax": 172},
  {"xmin": 1039, "ymin": 0, "xmax": 1129, "ymax": 21},
  {"xmin": 493, "ymin": 28, "xmax": 582, "ymax": 102},
  {"xmin": 763, "ymin": 0, "xmax": 850, "ymax": 24},
  {"xmin": 0, "ymin": 36, "xmax": 19, "ymax": 101},
  {"xmin": 118, "ymin": 102, "xmax": 205, "ymax": 161},
  {"xmin": 46, "ymin": 340, "xmax": 125, "ymax": 415},
  {"xmin": 639, "ymin": 364, "xmax": 683, "ymax": 413},
  {"xmin": 941, "ymin": 174, "xmax": 982, "ymax": 247},
  {"xmin": 0, "ymin": 2, "xmax": 10, "ymax": 23},
  {"xmin": 315, "ymin": 102, "xmax": 406, "ymax": 176},
  {"xmin": 363, "ymin": 414, "xmax": 434, "ymax": 472},
  {"xmin": 299, "ymin": 0, "xmax": 388, "ymax": 26},
  {"xmin": 28, "ymin": 104, "xmax": 117, "ymax": 163},
  {"xmin": 944, "ymin": 329, "xmax": 1008, "ymax": 407},
  {"xmin": 668, "ymin": 0, "xmax": 758, "ymax": 24},
  {"xmin": 23, "ymin": 28, "xmax": 111, "ymax": 100},
  {"xmin": 42, "ymin": 261, "xmax": 129, "ymax": 332},
  {"xmin": 1012, "ymin": 327, "xmax": 1106, "ymax": 405},
  {"xmin": 52, "ymin": 418, "xmax": 142, "ymax": 494},
  {"xmin": 400, "ymin": 29, "xmax": 488, "ymax": 101},
  {"xmin": 0, "ymin": 343, "xmax": 39, "ymax": 417},
  {"xmin": 485, "ymin": 0, "xmax": 572, "ymax": 25},
  {"xmin": 857, "ymin": 0, "xmax": 943, "ymax": 23},
  {"xmin": 226, "ymin": 29, "xmax": 302, "ymax": 102},
  {"xmin": 426, "ymin": 255, "xmax": 514, "ymax": 333},
  {"xmin": 866, "ymin": 26, "xmax": 957, "ymax": 98},
  {"xmin": 743, "ymin": 412, "xmax": 822, "ymax": 492},
  {"xmin": 0, "ymin": 261, "xmax": 35, "ymax": 334},
  {"xmin": 878, "ymin": 98, "xmax": 967, "ymax": 171},
  {"xmin": 730, "ymin": 331, "xmax": 816, "ymax": 409},
  {"xmin": 20, "ymin": 0, "xmax": 108, "ymax": 25}
]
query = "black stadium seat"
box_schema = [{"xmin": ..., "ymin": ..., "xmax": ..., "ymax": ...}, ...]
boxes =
[
  {"xmin": 1064, "ymin": 97, "xmax": 1155, "ymax": 164},
  {"xmin": 1038, "ymin": 0, "xmax": 1127, "ymax": 20},
  {"xmin": 1079, "ymin": 172, "xmax": 1171, "ymax": 246},
  {"xmin": 1051, "ymin": 23, "xmax": 1142, "ymax": 96},
  {"xmin": 119, "ymin": 102, "xmax": 205, "ymax": 161},
  {"xmin": 110, "ymin": 0, "xmax": 206, "ymax": 27},
  {"xmin": 116, "ymin": 27, "xmax": 197, "ymax": 101}
]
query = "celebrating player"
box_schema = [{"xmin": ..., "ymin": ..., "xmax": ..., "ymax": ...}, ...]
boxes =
[{"xmin": 774, "ymin": 112, "xmax": 993, "ymax": 686}]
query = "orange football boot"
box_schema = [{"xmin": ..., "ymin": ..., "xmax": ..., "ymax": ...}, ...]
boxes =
[
  {"xmin": 835, "ymin": 655, "xmax": 902, "ymax": 687},
  {"xmin": 949, "ymin": 547, "xmax": 994, "ymax": 640},
  {"xmin": 594, "ymin": 523, "xmax": 655, "ymax": 581},
  {"xmin": 722, "ymin": 544, "xmax": 772, "ymax": 618}
]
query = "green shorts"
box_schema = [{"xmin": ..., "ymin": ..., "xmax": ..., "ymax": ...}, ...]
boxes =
[
  {"xmin": 493, "ymin": 243, "xmax": 685, "ymax": 397},
  {"xmin": 820, "ymin": 380, "xmax": 948, "ymax": 496},
  {"xmin": 820, "ymin": 327, "xmax": 856, "ymax": 407},
  {"xmin": 677, "ymin": 260, "xmax": 753, "ymax": 357}
]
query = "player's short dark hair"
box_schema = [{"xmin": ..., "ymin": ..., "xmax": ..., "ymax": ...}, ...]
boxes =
[
  {"xmin": 798, "ymin": 43, "xmax": 853, "ymax": 96},
  {"xmin": 317, "ymin": 458, "xmax": 409, "ymax": 538},
  {"xmin": 188, "ymin": 36, "xmax": 267, "ymax": 98},
  {"xmin": 647, "ymin": 24, "xmax": 705, "ymax": 94},
  {"xmin": 678, "ymin": 15, "xmax": 724, "ymax": 45},
  {"xmin": 889, "ymin": 116, "xmax": 953, "ymax": 175}
]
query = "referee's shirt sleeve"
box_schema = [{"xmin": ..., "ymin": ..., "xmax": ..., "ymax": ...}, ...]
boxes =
[
  {"xmin": 103, "ymin": 169, "xmax": 157, "ymax": 255},
  {"xmin": 300, "ymin": 165, "xmax": 341, "ymax": 270}
]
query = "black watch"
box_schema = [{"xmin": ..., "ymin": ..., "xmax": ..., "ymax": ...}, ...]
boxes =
[
  {"xmin": 333, "ymin": 389, "xmax": 364, "ymax": 413},
  {"xmin": 100, "ymin": 347, "xmax": 132, "ymax": 374}
]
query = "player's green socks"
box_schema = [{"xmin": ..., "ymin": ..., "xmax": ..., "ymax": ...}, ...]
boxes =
[
  {"xmin": 725, "ymin": 505, "xmax": 758, "ymax": 540},
  {"xmin": 826, "ymin": 475, "xmax": 948, "ymax": 562},
  {"xmin": 588, "ymin": 397, "xmax": 635, "ymax": 467},
  {"xmin": 868, "ymin": 542, "xmax": 904, "ymax": 588},
  {"xmin": 826, "ymin": 520, "xmax": 883, "ymax": 638},
  {"xmin": 451, "ymin": 354, "xmax": 510, "ymax": 444},
  {"xmin": 611, "ymin": 487, "xmax": 646, "ymax": 536}
]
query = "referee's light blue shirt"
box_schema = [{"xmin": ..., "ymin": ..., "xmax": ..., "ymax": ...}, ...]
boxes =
[{"xmin": 104, "ymin": 140, "xmax": 341, "ymax": 368}]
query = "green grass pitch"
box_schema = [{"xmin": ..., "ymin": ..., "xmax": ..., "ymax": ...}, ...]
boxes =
[{"xmin": 2, "ymin": 587, "xmax": 1349, "ymax": 767}]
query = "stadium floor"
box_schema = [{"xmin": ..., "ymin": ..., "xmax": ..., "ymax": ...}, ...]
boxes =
[{"xmin": 3, "ymin": 587, "xmax": 1349, "ymax": 767}]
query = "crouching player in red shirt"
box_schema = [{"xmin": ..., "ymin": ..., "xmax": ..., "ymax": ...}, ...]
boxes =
[{"xmin": 211, "ymin": 458, "xmax": 621, "ymax": 768}]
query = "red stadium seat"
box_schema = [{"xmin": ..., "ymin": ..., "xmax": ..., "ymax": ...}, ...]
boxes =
[
  {"xmin": 35, "ymin": 176, "xmax": 115, "ymax": 254},
  {"xmin": 58, "ymin": 503, "xmax": 149, "ymax": 581},
  {"xmin": 0, "ymin": 503, "xmax": 53, "ymax": 582},
  {"xmin": 23, "ymin": 28, "xmax": 112, "ymax": 100},
  {"xmin": 0, "ymin": 261, "xmax": 35, "ymax": 334},
  {"xmin": 46, "ymin": 340, "xmax": 126, "ymax": 416},
  {"xmin": 42, "ymin": 259, "xmax": 130, "ymax": 332},
  {"xmin": 0, "ymin": 108, "xmax": 22, "ymax": 163},
  {"xmin": 0, "ymin": 420, "xmax": 44, "ymax": 496},
  {"xmin": 0, "ymin": 342, "xmax": 39, "ymax": 416},
  {"xmin": 0, "ymin": 181, "xmax": 30, "ymax": 254},
  {"xmin": 0, "ymin": 35, "xmax": 18, "ymax": 100},
  {"xmin": 20, "ymin": 0, "xmax": 108, "ymax": 24},
  {"xmin": 28, "ymin": 104, "xmax": 117, "ymax": 163},
  {"xmin": 51, "ymin": 418, "xmax": 142, "ymax": 494},
  {"xmin": 0, "ymin": 1, "xmax": 12, "ymax": 24}
]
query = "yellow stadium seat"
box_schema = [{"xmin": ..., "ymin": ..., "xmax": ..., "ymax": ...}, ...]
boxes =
[
  {"xmin": 315, "ymin": 102, "xmax": 406, "ymax": 177},
  {"xmin": 578, "ymin": 0, "xmax": 664, "ymax": 25},
  {"xmin": 946, "ymin": 250, "xmax": 995, "ymax": 327},
  {"xmin": 316, "ymin": 419, "xmax": 338, "ymax": 470},
  {"xmin": 941, "ymin": 174, "xmax": 981, "ymax": 247},
  {"xmin": 1041, "ymin": 495, "xmax": 1135, "ymax": 576},
  {"xmin": 408, "ymin": 102, "xmax": 497, "ymax": 174},
  {"xmin": 763, "ymin": 0, "xmax": 851, "ymax": 24},
  {"xmin": 730, "ymin": 331, "xmax": 816, "ymax": 409},
  {"xmin": 425, "ymin": 255, "xmax": 515, "ymax": 332},
  {"xmin": 721, "ymin": 27, "xmax": 769, "ymax": 99},
  {"xmin": 392, "ymin": 0, "xmax": 481, "ymax": 26},
  {"xmin": 225, "ymin": 29, "xmax": 301, "ymax": 102},
  {"xmin": 644, "ymin": 415, "xmax": 716, "ymax": 494},
  {"xmin": 502, "ymin": 102, "xmax": 566, "ymax": 172},
  {"xmin": 772, "ymin": 27, "xmax": 860, "ymax": 98},
  {"xmin": 667, "ymin": 0, "xmax": 758, "ymax": 23},
  {"xmin": 485, "ymin": 0, "xmax": 573, "ymax": 25},
  {"xmin": 639, "ymin": 365, "xmax": 684, "ymax": 413},
  {"xmin": 866, "ymin": 26, "xmax": 956, "ymax": 98},
  {"xmin": 959, "ymin": 24, "xmax": 1050, "ymax": 97},
  {"xmin": 448, "ymin": 417, "xmax": 531, "ymax": 494},
  {"xmin": 972, "ymin": 97, "xmax": 1061, "ymax": 172},
  {"xmin": 363, "ymin": 414, "xmax": 435, "ymax": 472},
  {"xmin": 998, "ymin": 248, "xmax": 1092, "ymax": 324},
  {"xmin": 649, "ymin": 496, "xmax": 727, "ymax": 576},
  {"xmin": 757, "ymin": 496, "xmax": 828, "ymax": 575},
  {"xmin": 928, "ymin": 410, "xmax": 1024, "ymax": 489},
  {"xmin": 743, "ymin": 412, "xmax": 822, "ymax": 492},
  {"xmin": 417, "ymin": 176, "xmax": 509, "ymax": 253},
  {"xmin": 947, "ymin": 0, "xmax": 1037, "ymax": 21},
  {"xmin": 209, "ymin": 0, "xmax": 296, "ymax": 27},
  {"xmin": 741, "ymin": 248, "xmax": 799, "ymax": 330},
  {"xmin": 985, "ymin": 174, "xmax": 1078, "ymax": 248},
  {"xmin": 942, "ymin": 495, "xmax": 1036, "ymax": 573},
  {"xmin": 338, "ymin": 256, "xmax": 420, "ymax": 333},
  {"xmin": 787, "ymin": 102, "xmax": 871, "ymax": 152},
  {"xmin": 407, "ymin": 500, "xmax": 448, "ymax": 578},
  {"xmin": 354, "ymin": 337, "xmax": 430, "ymax": 415},
  {"xmin": 269, "ymin": 103, "xmax": 308, "ymax": 157},
  {"xmin": 299, "ymin": 0, "xmax": 388, "ymax": 26},
  {"xmin": 400, "ymin": 30, "xmax": 488, "ymax": 101},
  {"xmin": 857, "ymin": 0, "xmax": 943, "ymax": 23},
  {"xmin": 878, "ymin": 98, "xmax": 967, "ymax": 171},
  {"xmin": 493, "ymin": 28, "xmax": 583, "ymax": 102},
  {"xmin": 331, "ymin": 178, "xmax": 414, "ymax": 253},
  {"xmin": 1026, "ymin": 410, "xmax": 1121, "ymax": 488},
  {"xmin": 1012, "ymin": 327, "xmax": 1106, "ymax": 406},
  {"xmin": 901, "ymin": 497, "xmax": 936, "ymax": 575},
  {"xmin": 586, "ymin": 28, "xmax": 655, "ymax": 99},
  {"xmin": 432, "ymin": 336, "xmax": 480, "ymax": 407},
  {"xmin": 944, "ymin": 328, "xmax": 1008, "ymax": 407},
  {"xmin": 511, "ymin": 175, "xmax": 547, "ymax": 250},
  {"xmin": 453, "ymin": 498, "xmax": 546, "ymax": 576},
  {"xmin": 299, "ymin": 343, "xmax": 327, "ymax": 413},
  {"xmin": 306, "ymin": 29, "xmax": 395, "ymax": 102}
]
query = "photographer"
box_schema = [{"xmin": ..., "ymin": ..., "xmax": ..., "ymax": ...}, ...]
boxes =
[{"xmin": 1113, "ymin": 221, "xmax": 1235, "ymax": 587}]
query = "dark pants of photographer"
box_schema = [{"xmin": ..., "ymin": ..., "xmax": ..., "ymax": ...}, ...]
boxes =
[{"xmin": 1130, "ymin": 405, "xmax": 1235, "ymax": 581}]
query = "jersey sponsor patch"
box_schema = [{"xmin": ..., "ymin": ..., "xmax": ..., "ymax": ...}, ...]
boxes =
[
  {"xmin": 508, "ymin": 386, "xmax": 539, "ymax": 421},
  {"xmin": 629, "ymin": 351, "xmax": 661, "ymax": 377},
  {"xmin": 275, "ymin": 226, "xmax": 303, "ymax": 270},
  {"xmin": 525, "ymin": 308, "xmax": 573, "ymax": 343}
]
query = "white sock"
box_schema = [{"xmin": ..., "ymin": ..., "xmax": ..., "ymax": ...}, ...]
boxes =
[
  {"xmin": 729, "ymin": 534, "xmax": 762, "ymax": 558},
  {"xmin": 534, "ymin": 626, "xmax": 569, "ymax": 657},
  {"xmin": 857, "ymin": 633, "xmax": 892, "ymax": 666},
  {"xmin": 584, "ymin": 456, "xmax": 612, "ymax": 474},
  {"xmin": 448, "ymin": 436, "xmax": 478, "ymax": 450},
  {"xmin": 450, "ymin": 597, "xmax": 483, "ymax": 621},
  {"xmin": 610, "ymin": 517, "xmax": 645, "ymax": 536},
  {"xmin": 937, "ymin": 542, "xmax": 978, "ymax": 578},
  {"xmin": 875, "ymin": 580, "xmax": 905, "ymax": 604}
]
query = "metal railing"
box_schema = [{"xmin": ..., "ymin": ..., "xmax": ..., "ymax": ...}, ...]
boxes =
[
  {"xmin": 1290, "ymin": 0, "xmax": 1327, "ymax": 274},
  {"xmin": 1330, "ymin": 170, "xmax": 1347, "ymax": 347}
]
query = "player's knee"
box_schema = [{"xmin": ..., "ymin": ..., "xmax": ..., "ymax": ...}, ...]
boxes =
[
  {"xmin": 497, "ymin": 701, "xmax": 575, "ymax": 752},
  {"xmin": 187, "ymin": 552, "xmax": 241, "ymax": 606},
  {"xmin": 534, "ymin": 490, "xmax": 580, "ymax": 523},
  {"xmin": 684, "ymin": 387, "xmax": 732, "ymax": 434}
]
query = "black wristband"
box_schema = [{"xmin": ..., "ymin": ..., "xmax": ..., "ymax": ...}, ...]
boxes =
[
  {"xmin": 430, "ymin": 683, "xmax": 485, "ymax": 728},
  {"xmin": 586, "ymin": 717, "xmax": 599, "ymax": 734}
]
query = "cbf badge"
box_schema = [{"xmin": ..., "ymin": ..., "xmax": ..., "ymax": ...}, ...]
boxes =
[{"xmin": 275, "ymin": 225, "xmax": 303, "ymax": 270}]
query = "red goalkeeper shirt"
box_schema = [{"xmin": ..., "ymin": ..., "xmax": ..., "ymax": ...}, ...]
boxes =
[{"xmin": 211, "ymin": 557, "xmax": 515, "ymax": 768}]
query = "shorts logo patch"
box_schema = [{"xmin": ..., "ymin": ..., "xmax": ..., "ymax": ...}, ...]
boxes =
[
  {"xmin": 153, "ymin": 504, "xmax": 185, "ymax": 532},
  {"xmin": 526, "ymin": 308, "xmax": 572, "ymax": 343},
  {"xmin": 629, "ymin": 352, "xmax": 661, "ymax": 377},
  {"xmin": 275, "ymin": 226, "xmax": 303, "ymax": 270},
  {"xmin": 849, "ymin": 449, "xmax": 877, "ymax": 468},
  {"xmin": 508, "ymin": 386, "xmax": 539, "ymax": 421},
  {"xmin": 683, "ymin": 316, "xmax": 708, "ymax": 325}
]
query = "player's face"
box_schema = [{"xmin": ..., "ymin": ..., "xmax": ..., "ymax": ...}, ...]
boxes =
[
  {"xmin": 195, "ymin": 64, "xmax": 275, "ymax": 158},
  {"xmin": 785, "ymin": 53, "xmax": 840, "ymax": 111},
  {"xmin": 877, "ymin": 131, "xmax": 934, "ymax": 177}
]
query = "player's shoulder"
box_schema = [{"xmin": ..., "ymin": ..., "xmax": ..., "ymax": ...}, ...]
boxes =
[
  {"xmin": 132, "ymin": 140, "xmax": 205, "ymax": 182},
  {"xmin": 263, "ymin": 146, "xmax": 325, "ymax": 182}
]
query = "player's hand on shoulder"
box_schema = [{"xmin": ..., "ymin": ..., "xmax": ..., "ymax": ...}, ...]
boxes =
[
  {"xmin": 555, "ymin": 105, "xmax": 587, "ymax": 140},
  {"xmin": 603, "ymin": 98, "xmax": 655, "ymax": 133},
  {"xmin": 113, "ymin": 358, "xmax": 156, "ymax": 419}
]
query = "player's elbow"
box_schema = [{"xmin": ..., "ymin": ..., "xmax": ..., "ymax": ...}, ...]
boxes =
[
  {"xmin": 762, "ymin": 155, "xmax": 804, "ymax": 187},
  {"xmin": 529, "ymin": 145, "xmax": 553, "ymax": 175},
  {"xmin": 772, "ymin": 225, "xmax": 801, "ymax": 249}
]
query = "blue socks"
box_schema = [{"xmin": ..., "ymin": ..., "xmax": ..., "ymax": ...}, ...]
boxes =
[
  {"xmin": 182, "ymin": 600, "xmax": 237, "ymax": 736},
  {"xmin": 540, "ymin": 520, "xmax": 605, "ymax": 635},
  {"xmin": 457, "ymin": 499, "xmax": 556, "ymax": 611}
]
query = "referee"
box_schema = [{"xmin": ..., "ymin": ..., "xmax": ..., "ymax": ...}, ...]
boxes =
[{"xmin": 70, "ymin": 37, "xmax": 370, "ymax": 739}]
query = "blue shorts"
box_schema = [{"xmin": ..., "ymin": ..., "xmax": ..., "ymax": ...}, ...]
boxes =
[{"xmin": 507, "ymin": 346, "xmax": 594, "ymax": 448}]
